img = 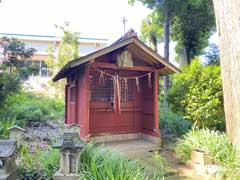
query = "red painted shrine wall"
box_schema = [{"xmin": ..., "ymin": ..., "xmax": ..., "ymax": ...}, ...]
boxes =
[
  {"xmin": 66, "ymin": 65, "xmax": 90, "ymax": 139},
  {"xmin": 89, "ymin": 69, "xmax": 143, "ymax": 136},
  {"xmin": 65, "ymin": 61, "xmax": 160, "ymax": 139}
]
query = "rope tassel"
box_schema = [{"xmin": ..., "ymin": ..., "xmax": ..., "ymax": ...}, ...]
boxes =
[
  {"xmin": 99, "ymin": 71, "xmax": 104, "ymax": 85},
  {"xmin": 148, "ymin": 73, "xmax": 152, "ymax": 88},
  {"xmin": 113, "ymin": 75, "xmax": 121, "ymax": 114},
  {"xmin": 124, "ymin": 78, "xmax": 128, "ymax": 91},
  {"xmin": 135, "ymin": 77, "xmax": 140, "ymax": 92}
]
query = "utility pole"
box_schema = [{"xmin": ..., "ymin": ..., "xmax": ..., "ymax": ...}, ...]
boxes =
[{"xmin": 121, "ymin": 17, "xmax": 127, "ymax": 34}]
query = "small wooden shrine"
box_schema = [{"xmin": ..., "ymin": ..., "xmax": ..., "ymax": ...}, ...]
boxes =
[{"xmin": 53, "ymin": 29, "xmax": 180, "ymax": 143}]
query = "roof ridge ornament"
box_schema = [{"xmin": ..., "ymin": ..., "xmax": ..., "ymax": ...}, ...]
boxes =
[
  {"xmin": 125, "ymin": 29, "xmax": 137, "ymax": 38},
  {"xmin": 113, "ymin": 29, "xmax": 138, "ymax": 44}
]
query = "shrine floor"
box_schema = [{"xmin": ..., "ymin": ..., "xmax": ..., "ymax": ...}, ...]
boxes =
[{"xmin": 101, "ymin": 139, "xmax": 208, "ymax": 180}]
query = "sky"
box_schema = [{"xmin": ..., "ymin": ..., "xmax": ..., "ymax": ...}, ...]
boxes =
[
  {"xmin": 0, "ymin": 0, "xmax": 218, "ymax": 63},
  {"xmin": 0, "ymin": 0, "xmax": 151, "ymax": 42}
]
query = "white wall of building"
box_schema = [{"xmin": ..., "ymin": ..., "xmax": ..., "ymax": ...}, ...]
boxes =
[{"xmin": 0, "ymin": 33, "xmax": 108, "ymax": 94}]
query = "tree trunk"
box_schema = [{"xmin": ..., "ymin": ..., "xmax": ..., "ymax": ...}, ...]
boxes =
[
  {"xmin": 163, "ymin": 6, "xmax": 170, "ymax": 111},
  {"xmin": 213, "ymin": 0, "xmax": 240, "ymax": 149},
  {"xmin": 179, "ymin": 47, "xmax": 187, "ymax": 68},
  {"xmin": 151, "ymin": 34, "xmax": 158, "ymax": 52},
  {"xmin": 186, "ymin": 46, "xmax": 191, "ymax": 64}
]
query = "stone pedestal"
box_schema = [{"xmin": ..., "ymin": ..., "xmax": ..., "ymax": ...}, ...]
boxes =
[
  {"xmin": 191, "ymin": 149, "xmax": 212, "ymax": 166},
  {"xmin": 0, "ymin": 169, "xmax": 17, "ymax": 180},
  {"xmin": 53, "ymin": 171, "xmax": 80, "ymax": 180},
  {"xmin": 187, "ymin": 149, "xmax": 213, "ymax": 175}
]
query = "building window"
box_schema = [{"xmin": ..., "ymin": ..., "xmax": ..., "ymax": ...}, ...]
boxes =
[{"xmin": 25, "ymin": 60, "xmax": 52, "ymax": 77}]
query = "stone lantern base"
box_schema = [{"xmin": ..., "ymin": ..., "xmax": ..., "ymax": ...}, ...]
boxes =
[
  {"xmin": 53, "ymin": 171, "xmax": 80, "ymax": 180},
  {"xmin": 0, "ymin": 168, "xmax": 17, "ymax": 180}
]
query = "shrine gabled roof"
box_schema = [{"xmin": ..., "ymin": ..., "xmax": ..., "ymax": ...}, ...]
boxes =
[{"xmin": 53, "ymin": 33, "xmax": 180, "ymax": 82}]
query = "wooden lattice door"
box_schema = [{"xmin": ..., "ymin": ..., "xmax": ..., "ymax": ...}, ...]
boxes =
[
  {"xmin": 67, "ymin": 83, "xmax": 76, "ymax": 124},
  {"xmin": 89, "ymin": 70, "xmax": 139, "ymax": 135}
]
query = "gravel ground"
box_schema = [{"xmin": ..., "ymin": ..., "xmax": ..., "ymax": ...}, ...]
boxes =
[{"xmin": 22, "ymin": 120, "xmax": 66, "ymax": 153}]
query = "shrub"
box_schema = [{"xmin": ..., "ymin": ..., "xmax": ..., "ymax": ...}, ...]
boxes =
[
  {"xmin": 0, "ymin": 92, "xmax": 64, "ymax": 125},
  {"xmin": 175, "ymin": 129, "xmax": 240, "ymax": 179},
  {"xmin": 80, "ymin": 144, "xmax": 164, "ymax": 180},
  {"xmin": 175, "ymin": 129, "xmax": 236, "ymax": 164},
  {"xmin": 160, "ymin": 111, "xmax": 191, "ymax": 136},
  {"xmin": 0, "ymin": 118, "xmax": 16, "ymax": 139},
  {"xmin": 168, "ymin": 59, "xmax": 224, "ymax": 130},
  {"xmin": 18, "ymin": 145, "xmax": 60, "ymax": 180}
]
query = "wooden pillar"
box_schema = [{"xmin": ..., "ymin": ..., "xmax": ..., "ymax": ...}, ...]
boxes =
[
  {"xmin": 82, "ymin": 64, "xmax": 90, "ymax": 139},
  {"xmin": 153, "ymin": 70, "xmax": 160, "ymax": 137},
  {"xmin": 65, "ymin": 84, "xmax": 69, "ymax": 124},
  {"xmin": 75, "ymin": 80, "xmax": 79, "ymax": 124}
]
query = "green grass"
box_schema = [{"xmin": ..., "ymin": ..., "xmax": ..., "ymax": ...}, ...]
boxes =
[
  {"xmin": 175, "ymin": 129, "xmax": 240, "ymax": 179},
  {"xmin": 18, "ymin": 143, "xmax": 165, "ymax": 180},
  {"xmin": 0, "ymin": 118, "xmax": 16, "ymax": 139},
  {"xmin": 18, "ymin": 145, "xmax": 60, "ymax": 180},
  {"xmin": 80, "ymin": 144, "xmax": 165, "ymax": 180}
]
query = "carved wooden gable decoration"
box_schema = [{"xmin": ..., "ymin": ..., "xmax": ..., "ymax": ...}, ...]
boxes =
[{"xmin": 116, "ymin": 50, "xmax": 133, "ymax": 68}]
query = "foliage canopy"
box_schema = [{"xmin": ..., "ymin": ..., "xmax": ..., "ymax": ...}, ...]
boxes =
[
  {"xmin": 130, "ymin": 0, "xmax": 215, "ymax": 63},
  {"xmin": 0, "ymin": 37, "xmax": 37, "ymax": 106},
  {"xmin": 46, "ymin": 28, "xmax": 79, "ymax": 98},
  {"xmin": 167, "ymin": 60, "xmax": 224, "ymax": 130}
]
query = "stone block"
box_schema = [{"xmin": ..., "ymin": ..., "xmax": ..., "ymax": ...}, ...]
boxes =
[
  {"xmin": 53, "ymin": 172, "xmax": 80, "ymax": 180},
  {"xmin": 142, "ymin": 133, "xmax": 160, "ymax": 144},
  {"xmin": 191, "ymin": 149, "xmax": 212, "ymax": 166},
  {"xmin": 0, "ymin": 168, "xmax": 17, "ymax": 180}
]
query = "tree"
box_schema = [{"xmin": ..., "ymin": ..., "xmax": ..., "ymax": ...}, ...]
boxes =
[
  {"xmin": 172, "ymin": 0, "xmax": 215, "ymax": 64},
  {"xmin": 130, "ymin": 0, "xmax": 215, "ymax": 110},
  {"xmin": 212, "ymin": 0, "xmax": 240, "ymax": 148},
  {"xmin": 129, "ymin": 0, "xmax": 175, "ymax": 109},
  {"xmin": 140, "ymin": 10, "xmax": 163, "ymax": 52},
  {"xmin": 0, "ymin": 37, "xmax": 36, "ymax": 106},
  {"xmin": 0, "ymin": 37, "xmax": 36, "ymax": 74},
  {"xmin": 46, "ymin": 25, "xmax": 79, "ymax": 98}
]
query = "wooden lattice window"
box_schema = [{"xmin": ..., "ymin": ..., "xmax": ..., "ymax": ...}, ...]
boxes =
[
  {"xmin": 120, "ymin": 79, "xmax": 133, "ymax": 102},
  {"xmin": 90, "ymin": 75, "xmax": 133, "ymax": 102},
  {"xmin": 70, "ymin": 87, "xmax": 76, "ymax": 102},
  {"xmin": 90, "ymin": 75, "xmax": 114, "ymax": 101}
]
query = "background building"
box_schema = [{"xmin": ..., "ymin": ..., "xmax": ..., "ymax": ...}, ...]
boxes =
[{"xmin": 0, "ymin": 33, "xmax": 108, "ymax": 94}]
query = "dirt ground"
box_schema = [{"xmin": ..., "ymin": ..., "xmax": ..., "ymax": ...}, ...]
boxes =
[
  {"xmin": 102, "ymin": 137, "xmax": 208, "ymax": 180},
  {"xmin": 21, "ymin": 122, "xmax": 207, "ymax": 179}
]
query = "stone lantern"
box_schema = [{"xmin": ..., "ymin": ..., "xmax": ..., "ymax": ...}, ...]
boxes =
[
  {"xmin": 8, "ymin": 126, "xmax": 26, "ymax": 146},
  {"xmin": 53, "ymin": 132, "xmax": 85, "ymax": 180},
  {"xmin": 0, "ymin": 140, "xmax": 18, "ymax": 180}
]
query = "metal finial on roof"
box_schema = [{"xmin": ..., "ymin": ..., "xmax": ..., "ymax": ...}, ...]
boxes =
[{"xmin": 121, "ymin": 17, "xmax": 128, "ymax": 34}]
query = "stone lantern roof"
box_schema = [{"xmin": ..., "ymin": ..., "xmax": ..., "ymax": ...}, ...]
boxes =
[
  {"xmin": 53, "ymin": 133, "xmax": 85, "ymax": 150},
  {"xmin": 0, "ymin": 140, "xmax": 17, "ymax": 158},
  {"xmin": 7, "ymin": 125, "xmax": 26, "ymax": 132}
]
